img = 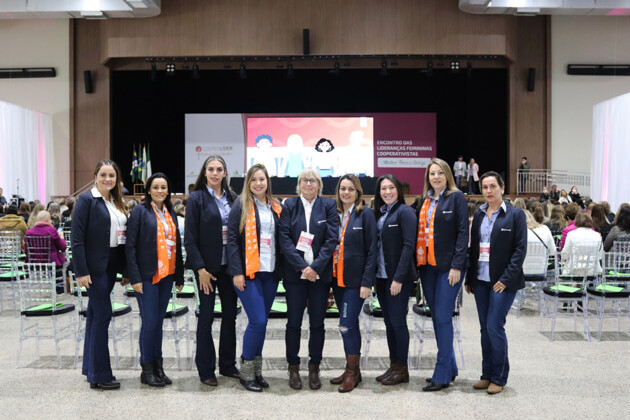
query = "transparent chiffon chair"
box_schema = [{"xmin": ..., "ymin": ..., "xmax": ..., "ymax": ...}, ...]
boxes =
[
  {"xmin": 0, "ymin": 230, "xmax": 23, "ymax": 315},
  {"xmin": 514, "ymin": 242, "xmax": 553, "ymax": 318}
]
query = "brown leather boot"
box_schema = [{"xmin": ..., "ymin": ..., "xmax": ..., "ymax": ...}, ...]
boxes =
[
  {"xmin": 330, "ymin": 369, "xmax": 346, "ymax": 385},
  {"xmin": 338, "ymin": 354, "xmax": 361, "ymax": 393},
  {"xmin": 308, "ymin": 365, "xmax": 321, "ymax": 390},
  {"xmin": 288, "ymin": 365, "xmax": 302, "ymax": 390},
  {"xmin": 381, "ymin": 363, "xmax": 409, "ymax": 385},
  {"xmin": 375, "ymin": 361, "xmax": 396, "ymax": 383}
]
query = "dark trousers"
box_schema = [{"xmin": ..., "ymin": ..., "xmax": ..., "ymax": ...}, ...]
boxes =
[
  {"xmin": 195, "ymin": 265, "xmax": 238, "ymax": 381},
  {"xmin": 135, "ymin": 275, "xmax": 174, "ymax": 364},
  {"xmin": 468, "ymin": 176, "xmax": 478, "ymax": 194},
  {"xmin": 375, "ymin": 277, "xmax": 411, "ymax": 365},
  {"xmin": 285, "ymin": 278, "xmax": 330, "ymax": 366},
  {"xmin": 419, "ymin": 265, "xmax": 462, "ymax": 384},
  {"xmin": 473, "ymin": 281, "xmax": 517, "ymax": 386},
  {"xmin": 455, "ymin": 175, "xmax": 464, "ymax": 190},
  {"xmin": 82, "ymin": 248, "xmax": 118, "ymax": 383},
  {"xmin": 332, "ymin": 283, "xmax": 365, "ymax": 355},
  {"xmin": 234, "ymin": 272, "xmax": 278, "ymax": 360}
]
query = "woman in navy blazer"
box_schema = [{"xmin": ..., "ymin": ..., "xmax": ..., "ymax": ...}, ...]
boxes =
[
  {"xmin": 373, "ymin": 174, "xmax": 418, "ymax": 386},
  {"xmin": 126, "ymin": 173, "xmax": 184, "ymax": 387},
  {"xmin": 72, "ymin": 160, "xmax": 128, "ymax": 390},
  {"xmin": 465, "ymin": 171, "xmax": 527, "ymax": 395},
  {"xmin": 329, "ymin": 174, "xmax": 377, "ymax": 393},
  {"xmin": 227, "ymin": 163, "xmax": 283, "ymax": 392},
  {"xmin": 416, "ymin": 158, "xmax": 469, "ymax": 392},
  {"xmin": 278, "ymin": 167, "xmax": 338, "ymax": 390},
  {"xmin": 184, "ymin": 155, "xmax": 240, "ymax": 386}
]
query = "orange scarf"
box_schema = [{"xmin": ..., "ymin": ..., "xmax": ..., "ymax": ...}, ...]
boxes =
[
  {"xmin": 152, "ymin": 203, "xmax": 177, "ymax": 284},
  {"xmin": 333, "ymin": 214, "xmax": 351, "ymax": 287},
  {"xmin": 245, "ymin": 200, "xmax": 282, "ymax": 279},
  {"xmin": 416, "ymin": 198, "xmax": 437, "ymax": 266}
]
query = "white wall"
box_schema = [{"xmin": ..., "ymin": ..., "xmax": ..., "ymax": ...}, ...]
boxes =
[
  {"xmin": 0, "ymin": 19, "xmax": 70, "ymax": 200},
  {"xmin": 552, "ymin": 16, "xmax": 630, "ymax": 174}
]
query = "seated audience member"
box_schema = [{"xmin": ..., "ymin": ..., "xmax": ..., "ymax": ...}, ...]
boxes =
[
  {"xmin": 62, "ymin": 197, "xmax": 75, "ymax": 219},
  {"xmin": 18, "ymin": 203, "xmax": 31, "ymax": 224},
  {"xmin": 25, "ymin": 211, "xmax": 67, "ymax": 267},
  {"xmin": 0, "ymin": 205, "xmax": 28, "ymax": 245},
  {"xmin": 27, "ymin": 204, "xmax": 45, "ymax": 229},
  {"xmin": 545, "ymin": 205, "xmax": 567, "ymax": 234},
  {"xmin": 549, "ymin": 185, "xmax": 560, "ymax": 201},
  {"xmin": 512, "ymin": 198, "xmax": 527, "ymax": 210},
  {"xmin": 524, "ymin": 210, "xmax": 557, "ymax": 275},
  {"xmin": 57, "ymin": 198, "xmax": 68, "ymax": 214},
  {"xmin": 531, "ymin": 205, "xmax": 545, "ymax": 225},
  {"xmin": 561, "ymin": 213, "xmax": 602, "ymax": 275},
  {"xmin": 540, "ymin": 186, "xmax": 550, "ymax": 201},
  {"xmin": 568, "ymin": 186, "xmax": 584, "ymax": 209},
  {"xmin": 174, "ymin": 203, "xmax": 186, "ymax": 235},
  {"xmin": 590, "ymin": 204, "xmax": 612, "ymax": 243},
  {"xmin": 599, "ymin": 201, "xmax": 615, "ymax": 224},
  {"xmin": 48, "ymin": 202, "xmax": 62, "ymax": 228},
  {"xmin": 125, "ymin": 198, "xmax": 138, "ymax": 212},
  {"xmin": 0, "ymin": 187, "xmax": 7, "ymax": 208},
  {"xmin": 604, "ymin": 206, "xmax": 630, "ymax": 252},
  {"xmin": 559, "ymin": 203, "xmax": 580, "ymax": 250},
  {"xmin": 558, "ymin": 190, "xmax": 571, "ymax": 204}
]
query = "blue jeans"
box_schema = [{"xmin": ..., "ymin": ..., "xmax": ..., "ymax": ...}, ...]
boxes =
[
  {"xmin": 473, "ymin": 281, "xmax": 517, "ymax": 386},
  {"xmin": 375, "ymin": 278, "xmax": 411, "ymax": 365},
  {"xmin": 332, "ymin": 284, "xmax": 365, "ymax": 355},
  {"xmin": 419, "ymin": 265, "xmax": 462, "ymax": 384},
  {"xmin": 135, "ymin": 275, "xmax": 174, "ymax": 364},
  {"xmin": 234, "ymin": 272, "xmax": 278, "ymax": 361},
  {"xmin": 285, "ymin": 279, "xmax": 330, "ymax": 366},
  {"xmin": 195, "ymin": 265, "xmax": 238, "ymax": 381},
  {"xmin": 82, "ymin": 248, "xmax": 118, "ymax": 383}
]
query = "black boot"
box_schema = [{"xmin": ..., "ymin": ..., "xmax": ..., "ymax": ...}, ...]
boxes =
[
  {"xmin": 141, "ymin": 362, "xmax": 165, "ymax": 387},
  {"xmin": 153, "ymin": 359, "xmax": 172, "ymax": 385},
  {"xmin": 254, "ymin": 356, "xmax": 269, "ymax": 388},
  {"xmin": 239, "ymin": 358, "xmax": 263, "ymax": 392}
]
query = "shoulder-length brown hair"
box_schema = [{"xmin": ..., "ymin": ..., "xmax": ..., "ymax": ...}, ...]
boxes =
[
  {"xmin": 423, "ymin": 157, "xmax": 459, "ymax": 197},
  {"xmin": 239, "ymin": 164, "xmax": 275, "ymax": 233},
  {"xmin": 93, "ymin": 160, "xmax": 126, "ymax": 214},
  {"xmin": 335, "ymin": 174, "xmax": 364, "ymax": 215}
]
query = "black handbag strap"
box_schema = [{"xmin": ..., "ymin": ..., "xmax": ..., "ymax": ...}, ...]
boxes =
[{"xmin": 529, "ymin": 228, "xmax": 548, "ymax": 250}]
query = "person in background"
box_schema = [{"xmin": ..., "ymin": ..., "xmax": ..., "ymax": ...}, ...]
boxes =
[
  {"xmin": 0, "ymin": 187, "xmax": 7, "ymax": 209},
  {"xmin": 549, "ymin": 185, "xmax": 560, "ymax": 202},
  {"xmin": 453, "ymin": 156, "xmax": 466, "ymax": 190},
  {"xmin": 467, "ymin": 158, "xmax": 479, "ymax": 194},
  {"xmin": 561, "ymin": 213, "xmax": 602, "ymax": 275},
  {"xmin": 518, "ymin": 157, "xmax": 530, "ymax": 193},
  {"xmin": 604, "ymin": 206, "xmax": 630, "ymax": 251},
  {"xmin": 591, "ymin": 204, "xmax": 612, "ymax": 243},
  {"xmin": 599, "ymin": 201, "xmax": 615, "ymax": 224},
  {"xmin": 63, "ymin": 197, "xmax": 75, "ymax": 219},
  {"xmin": 27, "ymin": 203, "xmax": 45, "ymax": 229},
  {"xmin": 558, "ymin": 190, "xmax": 572, "ymax": 205},
  {"xmin": 560, "ymin": 203, "xmax": 580, "ymax": 250},
  {"xmin": 524, "ymin": 210, "xmax": 556, "ymax": 270},
  {"xmin": 540, "ymin": 186, "xmax": 550, "ymax": 202},
  {"xmin": 18, "ymin": 202, "xmax": 31, "ymax": 224},
  {"xmin": 25, "ymin": 210, "xmax": 67, "ymax": 292},
  {"xmin": 568, "ymin": 186, "xmax": 584, "ymax": 208},
  {"xmin": 173, "ymin": 203, "xmax": 186, "ymax": 236},
  {"xmin": 48, "ymin": 202, "xmax": 62, "ymax": 228},
  {"xmin": 466, "ymin": 171, "xmax": 527, "ymax": 395},
  {"xmin": 0, "ymin": 205, "xmax": 28, "ymax": 248},
  {"xmin": 126, "ymin": 172, "xmax": 184, "ymax": 388},
  {"xmin": 545, "ymin": 205, "xmax": 567, "ymax": 234}
]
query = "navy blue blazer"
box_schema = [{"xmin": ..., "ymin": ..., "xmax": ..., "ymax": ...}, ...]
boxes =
[
  {"xmin": 416, "ymin": 190, "xmax": 469, "ymax": 272},
  {"xmin": 71, "ymin": 190, "xmax": 127, "ymax": 278},
  {"xmin": 226, "ymin": 198, "xmax": 284, "ymax": 281},
  {"xmin": 184, "ymin": 188, "xmax": 237, "ymax": 274},
  {"xmin": 466, "ymin": 204, "xmax": 527, "ymax": 291},
  {"xmin": 125, "ymin": 204, "xmax": 184, "ymax": 286},
  {"xmin": 336, "ymin": 206, "xmax": 378, "ymax": 289},
  {"xmin": 278, "ymin": 196, "xmax": 338, "ymax": 283},
  {"xmin": 378, "ymin": 201, "xmax": 418, "ymax": 283}
]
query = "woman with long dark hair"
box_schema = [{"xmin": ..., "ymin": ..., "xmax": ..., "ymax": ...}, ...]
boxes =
[
  {"xmin": 185, "ymin": 155, "xmax": 240, "ymax": 386},
  {"xmin": 72, "ymin": 160, "xmax": 128, "ymax": 390},
  {"xmin": 126, "ymin": 173, "xmax": 184, "ymax": 387}
]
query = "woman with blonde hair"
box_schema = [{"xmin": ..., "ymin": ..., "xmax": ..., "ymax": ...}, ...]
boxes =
[
  {"xmin": 227, "ymin": 163, "xmax": 283, "ymax": 392},
  {"xmin": 27, "ymin": 203, "xmax": 45, "ymax": 229}
]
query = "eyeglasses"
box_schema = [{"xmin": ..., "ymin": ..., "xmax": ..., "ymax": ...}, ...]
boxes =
[{"xmin": 300, "ymin": 178, "xmax": 318, "ymax": 185}]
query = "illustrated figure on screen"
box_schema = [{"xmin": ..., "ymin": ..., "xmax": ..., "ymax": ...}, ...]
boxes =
[
  {"xmin": 280, "ymin": 134, "xmax": 305, "ymax": 177},
  {"xmin": 314, "ymin": 138, "xmax": 337, "ymax": 177},
  {"xmin": 250, "ymin": 134, "xmax": 277, "ymax": 176}
]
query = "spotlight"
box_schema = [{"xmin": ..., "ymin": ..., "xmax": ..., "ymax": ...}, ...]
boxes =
[
  {"xmin": 287, "ymin": 63, "xmax": 294, "ymax": 79},
  {"xmin": 426, "ymin": 61, "xmax": 434, "ymax": 77},
  {"xmin": 150, "ymin": 63, "xmax": 157, "ymax": 82},
  {"xmin": 239, "ymin": 64, "xmax": 247, "ymax": 79},
  {"xmin": 166, "ymin": 63, "xmax": 175, "ymax": 76},
  {"xmin": 380, "ymin": 60, "xmax": 388, "ymax": 76},
  {"xmin": 450, "ymin": 60, "xmax": 460, "ymax": 72},
  {"xmin": 330, "ymin": 61, "xmax": 340, "ymax": 76},
  {"xmin": 192, "ymin": 64, "xmax": 200, "ymax": 79},
  {"xmin": 466, "ymin": 62, "xmax": 472, "ymax": 80}
]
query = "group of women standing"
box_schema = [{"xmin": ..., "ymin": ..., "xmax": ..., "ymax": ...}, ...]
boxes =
[{"xmin": 71, "ymin": 155, "xmax": 526, "ymax": 396}]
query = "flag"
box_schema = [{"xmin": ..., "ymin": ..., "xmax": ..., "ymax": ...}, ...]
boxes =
[
  {"xmin": 138, "ymin": 144, "xmax": 144, "ymax": 182},
  {"xmin": 142, "ymin": 144, "xmax": 148, "ymax": 183},
  {"xmin": 146, "ymin": 143, "xmax": 152, "ymax": 179},
  {"xmin": 130, "ymin": 144, "xmax": 138, "ymax": 183}
]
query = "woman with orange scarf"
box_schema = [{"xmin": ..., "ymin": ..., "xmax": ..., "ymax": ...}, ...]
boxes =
[
  {"xmin": 126, "ymin": 173, "xmax": 184, "ymax": 387},
  {"xmin": 227, "ymin": 164, "xmax": 283, "ymax": 392},
  {"xmin": 416, "ymin": 158, "xmax": 469, "ymax": 392}
]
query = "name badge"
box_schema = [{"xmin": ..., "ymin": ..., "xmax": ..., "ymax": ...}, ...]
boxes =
[
  {"xmin": 296, "ymin": 231, "xmax": 314, "ymax": 253},
  {"xmin": 222, "ymin": 225, "xmax": 228, "ymax": 245},
  {"xmin": 334, "ymin": 244, "xmax": 340, "ymax": 264},
  {"xmin": 117, "ymin": 226, "xmax": 127, "ymax": 245},
  {"xmin": 259, "ymin": 233, "xmax": 272, "ymax": 254},
  {"xmin": 479, "ymin": 241, "xmax": 490, "ymax": 262},
  {"xmin": 166, "ymin": 238, "xmax": 176, "ymax": 259}
]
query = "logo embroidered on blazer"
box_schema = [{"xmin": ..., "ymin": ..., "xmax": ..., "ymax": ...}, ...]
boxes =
[
  {"xmin": 501, "ymin": 228, "xmax": 511, "ymax": 231},
  {"xmin": 317, "ymin": 220, "xmax": 326, "ymax": 224},
  {"xmin": 353, "ymin": 227, "xmax": 363, "ymax": 230},
  {"xmin": 442, "ymin": 210, "xmax": 453, "ymax": 214},
  {"xmin": 388, "ymin": 224, "xmax": 398, "ymax": 227}
]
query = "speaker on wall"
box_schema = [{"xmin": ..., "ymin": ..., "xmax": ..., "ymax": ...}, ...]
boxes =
[
  {"xmin": 84, "ymin": 70, "xmax": 93, "ymax": 94},
  {"xmin": 303, "ymin": 28, "xmax": 310, "ymax": 55},
  {"xmin": 527, "ymin": 67, "xmax": 535, "ymax": 92}
]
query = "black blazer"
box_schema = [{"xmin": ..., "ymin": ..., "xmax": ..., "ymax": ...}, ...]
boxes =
[
  {"xmin": 378, "ymin": 201, "xmax": 418, "ymax": 283},
  {"xmin": 336, "ymin": 206, "xmax": 378, "ymax": 289},
  {"xmin": 125, "ymin": 204, "xmax": 184, "ymax": 286},
  {"xmin": 71, "ymin": 190, "xmax": 127, "ymax": 278},
  {"xmin": 466, "ymin": 204, "xmax": 527, "ymax": 291},
  {"xmin": 278, "ymin": 196, "xmax": 338, "ymax": 283},
  {"xmin": 226, "ymin": 198, "xmax": 284, "ymax": 281},
  {"xmin": 184, "ymin": 188, "xmax": 237, "ymax": 274},
  {"xmin": 416, "ymin": 190, "xmax": 469, "ymax": 272}
]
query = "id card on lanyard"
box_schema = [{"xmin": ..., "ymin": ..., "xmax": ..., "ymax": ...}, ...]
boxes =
[
  {"xmin": 222, "ymin": 225, "xmax": 228, "ymax": 245},
  {"xmin": 479, "ymin": 241, "xmax": 490, "ymax": 262},
  {"xmin": 166, "ymin": 238, "xmax": 176, "ymax": 259},
  {"xmin": 296, "ymin": 231, "xmax": 314, "ymax": 253},
  {"xmin": 117, "ymin": 226, "xmax": 127, "ymax": 245}
]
